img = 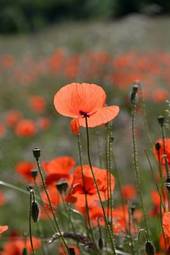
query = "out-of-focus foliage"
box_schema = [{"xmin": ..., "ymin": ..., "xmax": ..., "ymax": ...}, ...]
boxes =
[{"xmin": 0, "ymin": 0, "xmax": 170, "ymax": 34}]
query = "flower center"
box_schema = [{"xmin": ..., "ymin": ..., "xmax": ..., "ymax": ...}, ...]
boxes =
[{"xmin": 79, "ymin": 111, "xmax": 89, "ymax": 118}]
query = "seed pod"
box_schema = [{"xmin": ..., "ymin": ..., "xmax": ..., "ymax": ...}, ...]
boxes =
[
  {"xmin": 68, "ymin": 247, "xmax": 76, "ymax": 255},
  {"xmin": 130, "ymin": 84, "xmax": 139, "ymax": 105},
  {"xmin": 31, "ymin": 201, "xmax": 39, "ymax": 222},
  {"xmin": 32, "ymin": 147, "xmax": 41, "ymax": 160},
  {"xmin": 157, "ymin": 115, "xmax": 165, "ymax": 127},
  {"xmin": 98, "ymin": 237, "xmax": 103, "ymax": 250},
  {"xmin": 145, "ymin": 241, "xmax": 155, "ymax": 255},
  {"xmin": 155, "ymin": 142, "xmax": 161, "ymax": 151},
  {"xmin": 56, "ymin": 182, "xmax": 68, "ymax": 194},
  {"xmin": 22, "ymin": 247, "xmax": 28, "ymax": 255},
  {"xmin": 31, "ymin": 169, "xmax": 38, "ymax": 179}
]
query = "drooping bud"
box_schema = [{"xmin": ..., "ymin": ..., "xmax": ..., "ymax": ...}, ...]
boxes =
[
  {"xmin": 22, "ymin": 247, "xmax": 28, "ymax": 255},
  {"xmin": 157, "ymin": 115, "xmax": 165, "ymax": 127},
  {"xmin": 70, "ymin": 119, "xmax": 80, "ymax": 136},
  {"xmin": 32, "ymin": 147, "xmax": 41, "ymax": 161},
  {"xmin": 31, "ymin": 201, "xmax": 39, "ymax": 222},
  {"xmin": 98, "ymin": 237, "xmax": 103, "ymax": 250},
  {"xmin": 145, "ymin": 241, "xmax": 155, "ymax": 255}
]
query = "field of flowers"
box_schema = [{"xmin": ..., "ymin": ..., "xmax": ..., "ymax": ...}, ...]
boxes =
[{"xmin": 0, "ymin": 16, "xmax": 170, "ymax": 255}]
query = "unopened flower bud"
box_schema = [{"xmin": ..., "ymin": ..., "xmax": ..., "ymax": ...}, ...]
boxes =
[
  {"xmin": 32, "ymin": 147, "xmax": 41, "ymax": 160},
  {"xmin": 130, "ymin": 83, "xmax": 139, "ymax": 105},
  {"xmin": 145, "ymin": 241, "xmax": 155, "ymax": 255},
  {"xmin": 157, "ymin": 115, "xmax": 165, "ymax": 127},
  {"xmin": 31, "ymin": 201, "xmax": 39, "ymax": 223},
  {"xmin": 155, "ymin": 142, "xmax": 161, "ymax": 151}
]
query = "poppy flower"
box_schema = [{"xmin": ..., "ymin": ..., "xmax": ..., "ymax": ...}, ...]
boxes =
[
  {"xmin": 0, "ymin": 192, "xmax": 6, "ymax": 206},
  {"xmin": 54, "ymin": 83, "xmax": 119, "ymax": 128},
  {"xmin": 44, "ymin": 156, "xmax": 75, "ymax": 175},
  {"xmin": 5, "ymin": 110, "xmax": 22, "ymax": 128},
  {"xmin": 1, "ymin": 236, "xmax": 41, "ymax": 255},
  {"xmin": 153, "ymin": 138, "xmax": 170, "ymax": 165},
  {"xmin": 0, "ymin": 225, "xmax": 8, "ymax": 235},
  {"xmin": 15, "ymin": 119, "xmax": 36, "ymax": 137},
  {"xmin": 162, "ymin": 212, "xmax": 170, "ymax": 237},
  {"xmin": 0, "ymin": 123, "xmax": 6, "ymax": 138},
  {"xmin": 29, "ymin": 96, "xmax": 46, "ymax": 113},
  {"xmin": 15, "ymin": 161, "xmax": 36, "ymax": 182},
  {"xmin": 41, "ymin": 186, "xmax": 60, "ymax": 207},
  {"xmin": 121, "ymin": 184, "xmax": 137, "ymax": 200}
]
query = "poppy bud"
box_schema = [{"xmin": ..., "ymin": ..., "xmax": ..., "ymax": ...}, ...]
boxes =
[
  {"xmin": 98, "ymin": 237, "xmax": 103, "ymax": 250},
  {"xmin": 157, "ymin": 115, "xmax": 165, "ymax": 127},
  {"xmin": 31, "ymin": 169, "xmax": 38, "ymax": 179},
  {"xmin": 155, "ymin": 142, "xmax": 161, "ymax": 151},
  {"xmin": 32, "ymin": 148, "xmax": 41, "ymax": 161},
  {"xmin": 22, "ymin": 248, "xmax": 28, "ymax": 255},
  {"xmin": 31, "ymin": 201, "xmax": 39, "ymax": 222},
  {"xmin": 145, "ymin": 241, "xmax": 155, "ymax": 255},
  {"xmin": 68, "ymin": 247, "xmax": 76, "ymax": 255},
  {"xmin": 165, "ymin": 177, "xmax": 170, "ymax": 192},
  {"xmin": 70, "ymin": 119, "xmax": 80, "ymax": 135},
  {"xmin": 130, "ymin": 83, "xmax": 139, "ymax": 105},
  {"xmin": 56, "ymin": 182, "xmax": 68, "ymax": 194}
]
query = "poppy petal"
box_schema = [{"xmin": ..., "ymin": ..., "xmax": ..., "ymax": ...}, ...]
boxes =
[
  {"xmin": 54, "ymin": 83, "xmax": 106, "ymax": 118},
  {"xmin": 79, "ymin": 105, "xmax": 119, "ymax": 127}
]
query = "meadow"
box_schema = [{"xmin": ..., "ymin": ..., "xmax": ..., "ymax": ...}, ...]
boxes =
[{"xmin": 0, "ymin": 15, "xmax": 170, "ymax": 255}]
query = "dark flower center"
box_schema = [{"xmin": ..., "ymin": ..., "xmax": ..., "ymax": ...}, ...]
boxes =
[{"xmin": 79, "ymin": 111, "xmax": 89, "ymax": 118}]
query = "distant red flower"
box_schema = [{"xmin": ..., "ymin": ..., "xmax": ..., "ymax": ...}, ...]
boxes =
[
  {"xmin": 0, "ymin": 225, "xmax": 8, "ymax": 235},
  {"xmin": 1, "ymin": 236, "xmax": 41, "ymax": 255},
  {"xmin": 41, "ymin": 186, "xmax": 60, "ymax": 207},
  {"xmin": 15, "ymin": 119, "xmax": 36, "ymax": 137},
  {"xmin": 54, "ymin": 83, "xmax": 119, "ymax": 128},
  {"xmin": 37, "ymin": 117, "xmax": 51, "ymax": 130},
  {"xmin": 5, "ymin": 110, "xmax": 22, "ymax": 128},
  {"xmin": 0, "ymin": 192, "xmax": 6, "ymax": 206},
  {"xmin": 70, "ymin": 118, "xmax": 80, "ymax": 135},
  {"xmin": 15, "ymin": 161, "xmax": 35, "ymax": 182},
  {"xmin": 121, "ymin": 184, "xmax": 137, "ymax": 200},
  {"xmin": 153, "ymin": 138, "xmax": 170, "ymax": 165},
  {"xmin": 29, "ymin": 96, "xmax": 46, "ymax": 113},
  {"xmin": 0, "ymin": 123, "xmax": 6, "ymax": 138}
]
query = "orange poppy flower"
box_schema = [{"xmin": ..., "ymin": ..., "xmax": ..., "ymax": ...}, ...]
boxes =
[
  {"xmin": 121, "ymin": 184, "xmax": 137, "ymax": 200},
  {"xmin": 153, "ymin": 138, "xmax": 170, "ymax": 165},
  {"xmin": 0, "ymin": 225, "xmax": 8, "ymax": 235},
  {"xmin": 54, "ymin": 83, "xmax": 119, "ymax": 127},
  {"xmin": 15, "ymin": 119, "xmax": 36, "ymax": 137},
  {"xmin": 44, "ymin": 156, "xmax": 75, "ymax": 175},
  {"xmin": 1, "ymin": 236, "xmax": 41, "ymax": 255},
  {"xmin": 58, "ymin": 244, "xmax": 80, "ymax": 255},
  {"xmin": 0, "ymin": 123, "xmax": 6, "ymax": 138},
  {"xmin": 15, "ymin": 161, "xmax": 36, "ymax": 182},
  {"xmin": 29, "ymin": 96, "xmax": 46, "ymax": 113},
  {"xmin": 41, "ymin": 186, "xmax": 60, "ymax": 207},
  {"xmin": 5, "ymin": 110, "xmax": 22, "ymax": 128},
  {"xmin": 162, "ymin": 212, "xmax": 170, "ymax": 237}
]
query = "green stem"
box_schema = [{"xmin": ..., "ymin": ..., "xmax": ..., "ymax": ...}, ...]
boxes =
[
  {"xmin": 29, "ymin": 190, "xmax": 35, "ymax": 255},
  {"xmin": 84, "ymin": 116, "xmax": 116, "ymax": 254}
]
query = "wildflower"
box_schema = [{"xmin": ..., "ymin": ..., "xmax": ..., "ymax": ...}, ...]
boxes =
[
  {"xmin": 54, "ymin": 83, "xmax": 119, "ymax": 128},
  {"xmin": 44, "ymin": 156, "xmax": 75, "ymax": 175},
  {"xmin": 15, "ymin": 119, "xmax": 36, "ymax": 137},
  {"xmin": 162, "ymin": 212, "xmax": 170, "ymax": 237},
  {"xmin": 0, "ymin": 123, "xmax": 6, "ymax": 138},
  {"xmin": 0, "ymin": 192, "xmax": 6, "ymax": 206},
  {"xmin": 29, "ymin": 96, "xmax": 46, "ymax": 113},
  {"xmin": 121, "ymin": 184, "xmax": 137, "ymax": 200},
  {"xmin": 15, "ymin": 161, "xmax": 36, "ymax": 182},
  {"xmin": 5, "ymin": 110, "xmax": 22, "ymax": 128}
]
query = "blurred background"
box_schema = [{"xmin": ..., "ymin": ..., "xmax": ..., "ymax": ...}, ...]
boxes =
[{"xmin": 0, "ymin": 0, "xmax": 170, "ymax": 241}]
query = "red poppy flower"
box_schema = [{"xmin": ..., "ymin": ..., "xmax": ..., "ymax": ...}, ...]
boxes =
[
  {"xmin": 121, "ymin": 184, "xmax": 137, "ymax": 200},
  {"xmin": 5, "ymin": 110, "xmax": 22, "ymax": 128},
  {"xmin": 15, "ymin": 119, "xmax": 36, "ymax": 137},
  {"xmin": 1, "ymin": 236, "xmax": 41, "ymax": 255},
  {"xmin": 15, "ymin": 161, "xmax": 36, "ymax": 182},
  {"xmin": 0, "ymin": 123, "xmax": 6, "ymax": 138},
  {"xmin": 0, "ymin": 225, "xmax": 8, "ymax": 235},
  {"xmin": 54, "ymin": 83, "xmax": 119, "ymax": 127},
  {"xmin": 41, "ymin": 186, "xmax": 60, "ymax": 207},
  {"xmin": 44, "ymin": 156, "xmax": 75, "ymax": 175},
  {"xmin": 153, "ymin": 138, "xmax": 170, "ymax": 165},
  {"xmin": 0, "ymin": 192, "xmax": 6, "ymax": 206},
  {"xmin": 29, "ymin": 96, "xmax": 46, "ymax": 113},
  {"xmin": 162, "ymin": 212, "xmax": 170, "ymax": 237},
  {"xmin": 58, "ymin": 244, "xmax": 80, "ymax": 255}
]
